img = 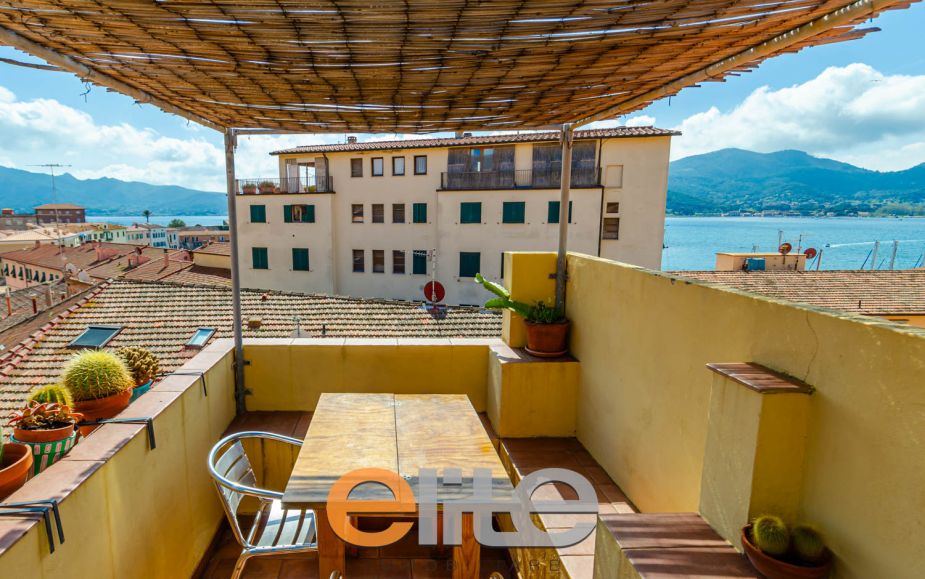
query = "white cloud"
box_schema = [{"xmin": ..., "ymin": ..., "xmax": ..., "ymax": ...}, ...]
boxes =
[{"xmin": 670, "ymin": 64, "xmax": 925, "ymax": 170}]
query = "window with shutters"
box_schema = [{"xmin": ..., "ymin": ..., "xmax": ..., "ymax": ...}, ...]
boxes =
[
  {"xmin": 372, "ymin": 157, "xmax": 384, "ymax": 176},
  {"xmin": 252, "ymin": 247, "xmax": 269, "ymax": 269},
  {"xmin": 392, "ymin": 204, "xmax": 405, "ymax": 223},
  {"xmin": 414, "ymin": 155, "xmax": 427, "ymax": 175},
  {"xmin": 502, "ymin": 202, "xmax": 525, "ymax": 224},
  {"xmin": 373, "ymin": 250, "xmax": 385, "ymax": 273},
  {"xmin": 351, "ymin": 158, "xmax": 363, "ymax": 177},
  {"xmin": 412, "ymin": 203, "xmax": 427, "ymax": 223},
  {"xmin": 292, "ymin": 248, "xmax": 310, "ymax": 271},
  {"xmin": 393, "ymin": 250, "xmax": 405, "ymax": 274},
  {"xmin": 460, "ymin": 202, "xmax": 481, "ymax": 224},
  {"xmin": 352, "ymin": 249, "xmax": 364, "ymax": 272},
  {"xmin": 392, "ymin": 157, "xmax": 405, "ymax": 176},
  {"xmin": 372, "ymin": 204, "xmax": 385, "ymax": 223},
  {"xmin": 606, "ymin": 202, "xmax": 620, "ymax": 214},
  {"xmin": 284, "ymin": 204, "xmax": 315, "ymax": 223},
  {"xmin": 249, "ymin": 205, "xmax": 266, "ymax": 223},
  {"xmin": 532, "ymin": 141, "xmax": 598, "ymax": 187},
  {"xmin": 352, "ymin": 204, "xmax": 364, "ymax": 223},
  {"xmin": 412, "ymin": 250, "xmax": 427, "ymax": 275},
  {"xmin": 548, "ymin": 201, "xmax": 573, "ymax": 224},
  {"xmin": 603, "ymin": 218, "xmax": 620, "ymax": 240},
  {"xmin": 459, "ymin": 252, "xmax": 480, "ymax": 278}
]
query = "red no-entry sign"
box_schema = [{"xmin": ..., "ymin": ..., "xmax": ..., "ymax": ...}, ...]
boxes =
[{"xmin": 424, "ymin": 281, "xmax": 445, "ymax": 303}]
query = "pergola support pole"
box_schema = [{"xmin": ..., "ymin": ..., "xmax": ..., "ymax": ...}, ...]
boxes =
[
  {"xmin": 555, "ymin": 123, "xmax": 574, "ymax": 314},
  {"xmin": 224, "ymin": 128, "xmax": 246, "ymax": 416}
]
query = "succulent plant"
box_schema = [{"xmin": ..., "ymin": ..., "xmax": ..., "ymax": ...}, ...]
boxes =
[
  {"xmin": 62, "ymin": 350, "xmax": 134, "ymax": 402},
  {"xmin": 751, "ymin": 515, "xmax": 790, "ymax": 557},
  {"xmin": 792, "ymin": 523, "xmax": 826, "ymax": 564},
  {"xmin": 116, "ymin": 347, "xmax": 161, "ymax": 386},
  {"xmin": 9, "ymin": 401, "xmax": 83, "ymax": 430},
  {"xmin": 28, "ymin": 384, "xmax": 73, "ymax": 407}
]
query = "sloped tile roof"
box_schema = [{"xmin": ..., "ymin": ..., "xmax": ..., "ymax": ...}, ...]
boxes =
[
  {"xmin": 0, "ymin": 279, "xmax": 500, "ymax": 421},
  {"xmin": 160, "ymin": 265, "xmax": 231, "ymax": 287},
  {"xmin": 85, "ymin": 248, "xmax": 188, "ymax": 281},
  {"xmin": 0, "ymin": 281, "xmax": 79, "ymax": 338},
  {"xmin": 678, "ymin": 270, "xmax": 925, "ymax": 316},
  {"xmin": 193, "ymin": 242, "xmax": 231, "ymax": 256},
  {"xmin": 272, "ymin": 127, "xmax": 679, "ymax": 155},
  {"xmin": 1, "ymin": 243, "xmax": 137, "ymax": 272}
]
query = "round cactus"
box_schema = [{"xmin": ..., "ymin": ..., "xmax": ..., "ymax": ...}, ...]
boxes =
[
  {"xmin": 751, "ymin": 515, "xmax": 790, "ymax": 557},
  {"xmin": 28, "ymin": 384, "xmax": 74, "ymax": 407},
  {"xmin": 62, "ymin": 350, "xmax": 134, "ymax": 402},
  {"xmin": 792, "ymin": 523, "xmax": 826, "ymax": 564},
  {"xmin": 116, "ymin": 347, "xmax": 161, "ymax": 386}
]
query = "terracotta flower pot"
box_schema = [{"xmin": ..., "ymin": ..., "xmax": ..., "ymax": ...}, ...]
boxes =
[
  {"xmin": 74, "ymin": 389, "xmax": 132, "ymax": 437},
  {"xmin": 0, "ymin": 443, "xmax": 34, "ymax": 499},
  {"xmin": 742, "ymin": 525, "xmax": 832, "ymax": 579},
  {"xmin": 12, "ymin": 425, "xmax": 78, "ymax": 475},
  {"xmin": 524, "ymin": 319, "xmax": 570, "ymax": 357},
  {"xmin": 13, "ymin": 423, "xmax": 76, "ymax": 444}
]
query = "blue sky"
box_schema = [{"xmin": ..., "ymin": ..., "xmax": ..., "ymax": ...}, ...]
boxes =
[{"xmin": 1, "ymin": 3, "xmax": 923, "ymax": 191}]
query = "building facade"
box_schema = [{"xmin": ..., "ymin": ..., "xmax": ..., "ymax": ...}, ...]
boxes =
[
  {"xmin": 34, "ymin": 203, "xmax": 86, "ymax": 224},
  {"xmin": 235, "ymin": 128, "xmax": 676, "ymax": 304}
]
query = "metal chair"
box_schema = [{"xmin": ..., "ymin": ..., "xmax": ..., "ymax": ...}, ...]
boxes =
[{"xmin": 208, "ymin": 431, "xmax": 317, "ymax": 579}]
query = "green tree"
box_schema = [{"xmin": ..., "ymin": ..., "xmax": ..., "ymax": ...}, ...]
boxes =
[
  {"xmin": 142, "ymin": 209, "xmax": 152, "ymax": 223},
  {"xmin": 167, "ymin": 218, "xmax": 187, "ymax": 228}
]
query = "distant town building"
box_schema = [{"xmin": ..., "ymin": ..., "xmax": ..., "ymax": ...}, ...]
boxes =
[
  {"xmin": 34, "ymin": 203, "xmax": 86, "ymax": 224},
  {"xmin": 0, "ymin": 208, "xmax": 39, "ymax": 230},
  {"xmin": 235, "ymin": 127, "xmax": 676, "ymax": 304},
  {"xmin": 714, "ymin": 252, "xmax": 808, "ymax": 272},
  {"xmin": 178, "ymin": 229, "xmax": 229, "ymax": 250}
]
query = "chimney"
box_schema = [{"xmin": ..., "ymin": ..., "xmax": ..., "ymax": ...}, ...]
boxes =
[
  {"xmin": 44, "ymin": 285, "xmax": 52, "ymax": 307},
  {"xmin": 163, "ymin": 248, "xmax": 169, "ymax": 267},
  {"xmin": 34, "ymin": 240, "xmax": 41, "ymax": 249},
  {"xmin": 31, "ymin": 296, "xmax": 37, "ymax": 314},
  {"xmin": 347, "ymin": 135, "xmax": 358, "ymax": 144},
  {"xmin": 454, "ymin": 131, "xmax": 464, "ymax": 139},
  {"xmin": 94, "ymin": 241, "xmax": 102, "ymax": 262}
]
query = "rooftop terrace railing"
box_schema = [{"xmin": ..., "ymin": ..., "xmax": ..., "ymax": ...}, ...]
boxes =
[
  {"xmin": 440, "ymin": 167, "xmax": 601, "ymax": 190},
  {"xmin": 236, "ymin": 176, "xmax": 334, "ymax": 195}
]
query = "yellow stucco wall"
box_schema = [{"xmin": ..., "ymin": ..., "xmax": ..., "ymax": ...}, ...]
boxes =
[
  {"xmin": 192, "ymin": 251, "xmax": 231, "ymax": 270},
  {"xmin": 501, "ymin": 251, "xmax": 557, "ymax": 348},
  {"xmin": 564, "ymin": 252, "xmax": 925, "ymax": 578}
]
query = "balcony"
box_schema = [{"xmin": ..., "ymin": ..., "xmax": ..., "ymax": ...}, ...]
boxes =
[
  {"xmin": 440, "ymin": 167, "xmax": 601, "ymax": 191},
  {"xmin": 0, "ymin": 253, "xmax": 921, "ymax": 578},
  {"xmin": 237, "ymin": 176, "xmax": 334, "ymax": 195}
]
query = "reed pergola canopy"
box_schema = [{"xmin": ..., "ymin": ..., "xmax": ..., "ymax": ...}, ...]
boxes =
[{"xmin": 0, "ymin": 0, "xmax": 915, "ymax": 133}]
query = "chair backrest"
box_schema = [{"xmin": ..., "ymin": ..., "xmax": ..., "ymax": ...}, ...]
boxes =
[{"xmin": 209, "ymin": 436, "xmax": 261, "ymax": 545}]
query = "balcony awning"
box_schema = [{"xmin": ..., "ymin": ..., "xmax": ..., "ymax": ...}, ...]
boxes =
[{"xmin": 0, "ymin": 0, "xmax": 915, "ymax": 133}]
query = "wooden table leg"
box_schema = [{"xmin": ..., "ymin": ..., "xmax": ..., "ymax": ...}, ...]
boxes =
[
  {"xmin": 453, "ymin": 512, "xmax": 479, "ymax": 579},
  {"xmin": 316, "ymin": 507, "xmax": 346, "ymax": 579}
]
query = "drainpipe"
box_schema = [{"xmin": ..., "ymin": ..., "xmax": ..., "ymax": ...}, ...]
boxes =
[
  {"xmin": 225, "ymin": 128, "xmax": 246, "ymax": 415},
  {"xmin": 555, "ymin": 123, "xmax": 574, "ymax": 313}
]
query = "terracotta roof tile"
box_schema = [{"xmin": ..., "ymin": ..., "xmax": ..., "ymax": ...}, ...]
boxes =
[
  {"xmin": 160, "ymin": 265, "xmax": 231, "ymax": 287},
  {"xmin": 193, "ymin": 242, "xmax": 231, "ymax": 256}
]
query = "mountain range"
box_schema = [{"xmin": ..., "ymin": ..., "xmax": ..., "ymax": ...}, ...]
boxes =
[{"xmin": 2, "ymin": 148, "xmax": 924, "ymax": 217}]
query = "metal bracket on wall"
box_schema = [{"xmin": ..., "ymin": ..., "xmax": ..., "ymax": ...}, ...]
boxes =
[
  {"xmin": 0, "ymin": 499, "xmax": 64, "ymax": 552},
  {"xmin": 78, "ymin": 417, "xmax": 157, "ymax": 449},
  {"xmin": 167, "ymin": 369, "xmax": 208, "ymax": 396}
]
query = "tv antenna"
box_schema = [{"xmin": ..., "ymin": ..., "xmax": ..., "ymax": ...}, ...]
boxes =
[{"xmin": 29, "ymin": 163, "xmax": 72, "ymax": 256}]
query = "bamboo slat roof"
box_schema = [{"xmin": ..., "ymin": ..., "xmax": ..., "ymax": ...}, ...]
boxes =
[{"xmin": 0, "ymin": 0, "xmax": 916, "ymax": 133}]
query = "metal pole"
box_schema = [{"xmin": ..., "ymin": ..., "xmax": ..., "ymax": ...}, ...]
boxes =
[
  {"xmin": 889, "ymin": 240, "xmax": 898, "ymax": 270},
  {"xmin": 555, "ymin": 123, "xmax": 574, "ymax": 313},
  {"xmin": 870, "ymin": 241, "xmax": 880, "ymax": 270},
  {"xmin": 224, "ymin": 129, "xmax": 246, "ymax": 415}
]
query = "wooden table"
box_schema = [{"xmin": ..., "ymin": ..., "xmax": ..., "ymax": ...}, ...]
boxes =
[{"xmin": 282, "ymin": 393, "xmax": 514, "ymax": 579}]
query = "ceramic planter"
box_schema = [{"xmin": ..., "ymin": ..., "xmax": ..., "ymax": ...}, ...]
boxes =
[
  {"xmin": 524, "ymin": 319, "xmax": 570, "ymax": 357},
  {"xmin": 742, "ymin": 525, "xmax": 832, "ymax": 579},
  {"xmin": 130, "ymin": 379, "xmax": 154, "ymax": 403},
  {"xmin": 0, "ymin": 443, "xmax": 34, "ymax": 499},
  {"xmin": 74, "ymin": 389, "xmax": 132, "ymax": 437},
  {"xmin": 11, "ymin": 425, "xmax": 78, "ymax": 475}
]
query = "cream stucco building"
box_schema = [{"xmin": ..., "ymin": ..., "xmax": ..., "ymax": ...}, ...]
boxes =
[{"xmin": 235, "ymin": 127, "xmax": 676, "ymax": 304}]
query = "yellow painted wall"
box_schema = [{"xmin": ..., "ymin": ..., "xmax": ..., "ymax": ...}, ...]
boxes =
[
  {"xmin": 192, "ymin": 251, "xmax": 231, "ymax": 270},
  {"xmin": 564, "ymin": 252, "xmax": 925, "ymax": 578},
  {"xmin": 501, "ymin": 251, "xmax": 557, "ymax": 348}
]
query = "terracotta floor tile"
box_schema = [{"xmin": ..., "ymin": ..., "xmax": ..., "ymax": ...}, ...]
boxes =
[
  {"xmin": 411, "ymin": 558, "xmax": 454, "ymax": 579},
  {"xmin": 279, "ymin": 557, "xmax": 319, "ymax": 579}
]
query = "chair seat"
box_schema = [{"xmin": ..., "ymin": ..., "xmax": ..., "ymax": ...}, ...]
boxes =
[{"xmin": 249, "ymin": 500, "xmax": 316, "ymax": 550}]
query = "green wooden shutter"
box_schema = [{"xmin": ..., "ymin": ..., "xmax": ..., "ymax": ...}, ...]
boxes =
[
  {"xmin": 413, "ymin": 203, "xmax": 427, "ymax": 223},
  {"xmin": 252, "ymin": 247, "xmax": 268, "ymax": 269},
  {"xmin": 460, "ymin": 202, "xmax": 481, "ymax": 224},
  {"xmin": 412, "ymin": 251, "xmax": 427, "ymax": 274},
  {"xmin": 249, "ymin": 205, "xmax": 266, "ymax": 223},
  {"xmin": 502, "ymin": 202, "xmax": 525, "ymax": 223},
  {"xmin": 459, "ymin": 252, "xmax": 480, "ymax": 278},
  {"xmin": 548, "ymin": 201, "xmax": 572, "ymax": 223},
  {"xmin": 292, "ymin": 248, "xmax": 309, "ymax": 271},
  {"xmin": 305, "ymin": 205, "xmax": 316, "ymax": 223},
  {"xmin": 283, "ymin": 205, "xmax": 292, "ymax": 223}
]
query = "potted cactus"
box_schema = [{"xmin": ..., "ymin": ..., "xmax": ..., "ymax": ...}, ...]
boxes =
[
  {"xmin": 475, "ymin": 273, "xmax": 570, "ymax": 357},
  {"xmin": 242, "ymin": 183, "xmax": 258, "ymax": 195},
  {"xmin": 62, "ymin": 350, "xmax": 135, "ymax": 437},
  {"xmin": 0, "ymin": 423, "xmax": 34, "ymax": 499},
  {"xmin": 9, "ymin": 393, "xmax": 82, "ymax": 474},
  {"xmin": 741, "ymin": 515, "xmax": 832, "ymax": 578},
  {"xmin": 117, "ymin": 347, "xmax": 161, "ymax": 402},
  {"xmin": 258, "ymin": 180, "xmax": 276, "ymax": 194}
]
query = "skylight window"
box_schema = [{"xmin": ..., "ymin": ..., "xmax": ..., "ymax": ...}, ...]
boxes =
[
  {"xmin": 68, "ymin": 325, "xmax": 123, "ymax": 349},
  {"xmin": 186, "ymin": 328, "xmax": 216, "ymax": 349}
]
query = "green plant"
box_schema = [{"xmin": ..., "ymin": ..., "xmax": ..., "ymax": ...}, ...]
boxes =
[
  {"xmin": 474, "ymin": 273, "xmax": 564, "ymax": 324},
  {"xmin": 258, "ymin": 180, "xmax": 276, "ymax": 190},
  {"xmin": 116, "ymin": 347, "xmax": 161, "ymax": 386},
  {"xmin": 751, "ymin": 515, "xmax": 790, "ymax": 557},
  {"xmin": 62, "ymin": 350, "xmax": 134, "ymax": 402},
  {"xmin": 9, "ymin": 401, "xmax": 83, "ymax": 430},
  {"xmin": 28, "ymin": 384, "xmax": 73, "ymax": 407},
  {"xmin": 791, "ymin": 523, "xmax": 826, "ymax": 564}
]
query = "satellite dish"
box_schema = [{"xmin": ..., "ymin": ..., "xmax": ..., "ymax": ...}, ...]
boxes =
[
  {"xmin": 779, "ymin": 242, "xmax": 793, "ymax": 255},
  {"xmin": 77, "ymin": 271, "xmax": 91, "ymax": 283},
  {"xmin": 805, "ymin": 247, "xmax": 818, "ymax": 259},
  {"xmin": 65, "ymin": 263, "xmax": 78, "ymax": 273}
]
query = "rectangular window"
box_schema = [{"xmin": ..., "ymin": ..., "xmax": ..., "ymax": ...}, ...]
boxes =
[
  {"xmin": 548, "ymin": 201, "xmax": 573, "ymax": 224},
  {"xmin": 502, "ymin": 201, "xmax": 526, "ymax": 224},
  {"xmin": 412, "ymin": 250, "xmax": 427, "ymax": 275},
  {"xmin": 292, "ymin": 248, "xmax": 310, "ymax": 271},
  {"xmin": 392, "ymin": 203, "xmax": 405, "ymax": 223},
  {"xmin": 352, "ymin": 249, "xmax": 365, "ymax": 272},
  {"xmin": 393, "ymin": 250, "xmax": 405, "ymax": 274},
  {"xmin": 459, "ymin": 252, "xmax": 481, "ymax": 278},
  {"xmin": 372, "ymin": 204, "xmax": 385, "ymax": 223},
  {"xmin": 68, "ymin": 325, "xmax": 123, "ymax": 349},
  {"xmin": 249, "ymin": 205, "xmax": 266, "ymax": 223},
  {"xmin": 351, "ymin": 158, "xmax": 363, "ymax": 177},
  {"xmin": 412, "ymin": 203, "xmax": 427, "ymax": 223},
  {"xmin": 606, "ymin": 202, "xmax": 620, "ymax": 214},
  {"xmin": 252, "ymin": 247, "xmax": 269, "ymax": 269},
  {"xmin": 352, "ymin": 204, "xmax": 364, "ymax": 223},
  {"xmin": 372, "ymin": 157, "xmax": 384, "ymax": 176},
  {"xmin": 414, "ymin": 155, "xmax": 427, "ymax": 175},
  {"xmin": 284, "ymin": 204, "xmax": 315, "ymax": 223},
  {"xmin": 460, "ymin": 202, "xmax": 481, "ymax": 224},
  {"xmin": 186, "ymin": 328, "xmax": 216, "ymax": 349},
  {"xmin": 372, "ymin": 250, "xmax": 385, "ymax": 273},
  {"xmin": 603, "ymin": 217, "xmax": 620, "ymax": 240},
  {"xmin": 392, "ymin": 157, "xmax": 405, "ymax": 176}
]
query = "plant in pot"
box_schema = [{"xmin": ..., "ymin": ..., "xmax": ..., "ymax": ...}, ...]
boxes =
[
  {"xmin": 116, "ymin": 346, "xmax": 161, "ymax": 402},
  {"xmin": 9, "ymin": 396, "xmax": 82, "ymax": 475},
  {"xmin": 475, "ymin": 273, "xmax": 570, "ymax": 357},
  {"xmin": 742, "ymin": 515, "xmax": 832, "ymax": 579},
  {"xmin": 62, "ymin": 350, "xmax": 135, "ymax": 437},
  {"xmin": 258, "ymin": 180, "xmax": 276, "ymax": 194},
  {"xmin": 0, "ymin": 423, "xmax": 34, "ymax": 499},
  {"xmin": 242, "ymin": 183, "xmax": 257, "ymax": 195}
]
